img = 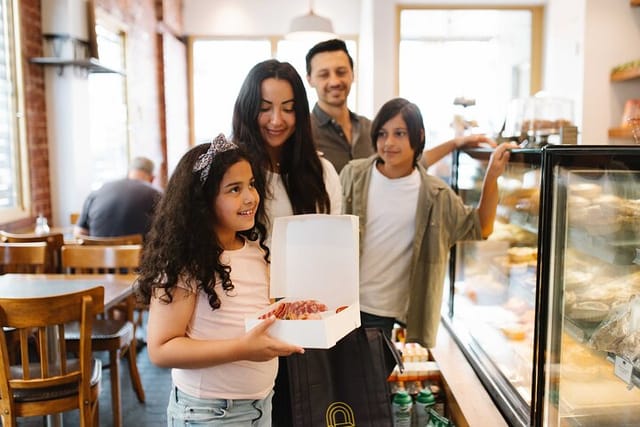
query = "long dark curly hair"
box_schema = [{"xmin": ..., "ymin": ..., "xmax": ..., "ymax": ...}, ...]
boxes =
[
  {"xmin": 137, "ymin": 142, "xmax": 269, "ymax": 310},
  {"xmin": 232, "ymin": 59, "xmax": 330, "ymax": 216}
]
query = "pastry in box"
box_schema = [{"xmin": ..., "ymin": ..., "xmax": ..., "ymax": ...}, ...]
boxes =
[{"xmin": 245, "ymin": 214, "xmax": 361, "ymax": 349}]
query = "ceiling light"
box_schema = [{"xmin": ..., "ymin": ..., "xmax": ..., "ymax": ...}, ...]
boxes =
[{"xmin": 286, "ymin": 1, "xmax": 336, "ymax": 42}]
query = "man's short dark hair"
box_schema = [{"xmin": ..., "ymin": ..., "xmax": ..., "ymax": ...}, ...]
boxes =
[{"xmin": 305, "ymin": 39, "xmax": 354, "ymax": 76}]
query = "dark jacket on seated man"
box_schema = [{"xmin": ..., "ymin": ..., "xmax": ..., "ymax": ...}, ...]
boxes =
[{"xmin": 75, "ymin": 157, "xmax": 162, "ymax": 238}]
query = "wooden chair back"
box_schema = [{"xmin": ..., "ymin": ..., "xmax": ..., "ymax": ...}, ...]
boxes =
[
  {"xmin": 61, "ymin": 244, "xmax": 141, "ymax": 274},
  {"xmin": 0, "ymin": 286, "xmax": 104, "ymax": 426},
  {"xmin": 0, "ymin": 242, "xmax": 48, "ymax": 274},
  {"xmin": 76, "ymin": 234, "xmax": 143, "ymax": 246},
  {"xmin": 0, "ymin": 231, "xmax": 65, "ymax": 273}
]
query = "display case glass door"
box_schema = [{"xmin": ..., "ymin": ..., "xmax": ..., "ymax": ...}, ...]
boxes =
[
  {"xmin": 537, "ymin": 146, "xmax": 640, "ymax": 426},
  {"xmin": 443, "ymin": 148, "xmax": 542, "ymax": 427}
]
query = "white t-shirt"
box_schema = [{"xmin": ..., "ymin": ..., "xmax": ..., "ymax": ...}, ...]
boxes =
[
  {"xmin": 171, "ymin": 239, "xmax": 275, "ymax": 399},
  {"xmin": 359, "ymin": 165, "xmax": 420, "ymax": 319},
  {"xmin": 264, "ymin": 157, "xmax": 342, "ymax": 239}
]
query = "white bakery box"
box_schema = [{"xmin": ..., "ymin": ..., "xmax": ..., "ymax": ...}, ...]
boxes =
[{"xmin": 245, "ymin": 214, "xmax": 361, "ymax": 348}]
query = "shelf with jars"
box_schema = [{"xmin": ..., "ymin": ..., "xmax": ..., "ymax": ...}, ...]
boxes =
[{"xmin": 610, "ymin": 63, "xmax": 640, "ymax": 141}]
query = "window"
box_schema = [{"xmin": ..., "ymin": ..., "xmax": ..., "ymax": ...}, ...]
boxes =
[
  {"xmin": 191, "ymin": 37, "xmax": 358, "ymax": 145},
  {"xmin": 399, "ymin": 7, "xmax": 542, "ymax": 149},
  {"xmin": 87, "ymin": 24, "xmax": 129, "ymax": 191},
  {"xmin": 192, "ymin": 39, "xmax": 271, "ymax": 143},
  {"xmin": 0, "ymin": 0, "xmax": 28, "ymax": 222}
]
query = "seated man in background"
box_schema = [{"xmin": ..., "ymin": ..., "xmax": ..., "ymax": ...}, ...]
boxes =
[{"xmin": 74, "ymin": 156, "xmax": 162, "ymax": 238}]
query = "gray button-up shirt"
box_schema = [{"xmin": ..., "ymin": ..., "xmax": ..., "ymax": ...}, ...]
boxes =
[{"xmin": 310, "ymin": 104, "xmax": 374, "ymax": 173}]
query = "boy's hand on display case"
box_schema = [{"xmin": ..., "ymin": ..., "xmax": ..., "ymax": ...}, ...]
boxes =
[{"xmin": 487, "ymin": 142, "xmax": 518, "ymax": 178}]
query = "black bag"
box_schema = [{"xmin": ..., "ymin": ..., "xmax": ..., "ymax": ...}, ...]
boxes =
[{"xmin": 272, "ymin": 327, "xmax": 403, "ymax": 426}]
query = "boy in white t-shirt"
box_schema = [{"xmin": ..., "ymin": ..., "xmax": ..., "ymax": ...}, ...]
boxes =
[{"xmin": 340, "ymin": 98, "xmax": 515, "ymax": 348}]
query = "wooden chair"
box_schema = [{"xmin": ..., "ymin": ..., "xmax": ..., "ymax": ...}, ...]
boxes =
[
  {"xmin": 0, "ymin": 242, "xmax": 48, "ymax": 274},
  {"xmin": 0, "ymin": 231, "xmax": 64, "ymax": 273},
  {"xmin": 61, "ymin": 245, "xmax": 145, "ymax": 427},
  {"xmin": 76, "ymin": 233, "xmax": 143, "ymax": 246},
  {"xmin": 0, "ymin": 286, "xmax": 104, "ymax": 427},
  {"xmin": 0, "ymin": 242, "xmax": 49, "ymax": 365},
  {"xmin": 75, "ymin": 234, "xmax": 147, "ymax": 342}
]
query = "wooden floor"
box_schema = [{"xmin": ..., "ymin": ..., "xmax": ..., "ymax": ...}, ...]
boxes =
[{"xmin": 17, "ymin": 324, "xmax": 172, "ymax": 426}]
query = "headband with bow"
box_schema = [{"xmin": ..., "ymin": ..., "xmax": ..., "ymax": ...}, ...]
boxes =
[{"xmin": 193, "ymin": 133, "xmax": 238, "ymax": 184}]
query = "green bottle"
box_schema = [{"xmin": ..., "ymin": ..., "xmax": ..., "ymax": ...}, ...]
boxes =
[
  {"xmin": 392, "ymin": 390, "xmax": 413, "ymax": 427},
  {"xmin": 413, "ymin": 388, "xmax": 436, "ymax": 426}
]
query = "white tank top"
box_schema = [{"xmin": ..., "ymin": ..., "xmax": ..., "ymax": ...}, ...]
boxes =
[{"xmin": 171, "ymin": 239, "xmax": 276, "ymax": 399}]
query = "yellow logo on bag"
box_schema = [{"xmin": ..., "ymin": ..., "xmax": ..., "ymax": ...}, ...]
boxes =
[{"xmin": 326, "ymin": 402, "xmax": 356, "ymax": 426}]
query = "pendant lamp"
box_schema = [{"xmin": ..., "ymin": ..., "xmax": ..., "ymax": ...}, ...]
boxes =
[{"xmin": 286, "ymin": 0, "xmax": 336, "ymax": 42}]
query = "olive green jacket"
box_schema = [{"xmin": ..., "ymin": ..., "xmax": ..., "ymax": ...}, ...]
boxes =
[{"xmin": 340, "ymin": 156, "xmax": 482, "ymax": 347}]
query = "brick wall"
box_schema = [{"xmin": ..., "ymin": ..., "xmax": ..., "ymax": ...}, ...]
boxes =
[{"xmin": 1, "ymin": 0, "xmax": 185, "ymax": 231}]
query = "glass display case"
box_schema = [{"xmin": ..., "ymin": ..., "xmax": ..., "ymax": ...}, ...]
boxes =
[{"xmin": 442, "ymin": 145, "xmax": 640, "ymax": 426}]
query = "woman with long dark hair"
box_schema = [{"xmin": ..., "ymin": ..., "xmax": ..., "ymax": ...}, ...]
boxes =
[{"xmin": 232, "ymin": 59, "xmax": 341, "ymax": 234}]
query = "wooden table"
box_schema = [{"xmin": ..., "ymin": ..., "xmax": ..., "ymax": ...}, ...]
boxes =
[
  {"xmin": 0, "ymin": 274, "xmax": 137, "ymax": 309},
  {"xmin": 0, "ymin": 273, "xmax": 137, "ymax": 427}
]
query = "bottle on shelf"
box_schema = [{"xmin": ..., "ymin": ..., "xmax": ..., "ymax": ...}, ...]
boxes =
[
  {"xmin": 412, "ymin": 388, "xmax": 436, "ymax": 426},
  {"xmin": 392, "ymin": 390, "xmax": 413, "ymax": 427},
  {"xmin": 34, "ymin": 213, "xmax": 50, "ymax": 235}
]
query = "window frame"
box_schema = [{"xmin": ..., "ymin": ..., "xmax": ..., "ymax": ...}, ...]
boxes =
[
  {"xmin": 0, "ymin": 0, "xmax": 30, "ymax": 224},
  {"xmin": 395, "ymin": 4, "xmax": 543, "ymax": 98},
  {"xmin": 87, "ymin": 11, "xmax": 131, "ymax": 191},
  {"xmin": 187, "ymin": 35, "xmax": 359, "ymax": 146}
]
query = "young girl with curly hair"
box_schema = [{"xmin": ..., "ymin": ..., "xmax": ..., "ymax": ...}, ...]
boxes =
[{"xmin": 137, "ymin": 134, "xmax": 303, "ymax": 426}]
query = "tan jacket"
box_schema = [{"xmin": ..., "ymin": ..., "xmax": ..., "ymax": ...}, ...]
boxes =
[{"xmin": 340, "ymin": 156, "xmax": 481, "ymax": 347}]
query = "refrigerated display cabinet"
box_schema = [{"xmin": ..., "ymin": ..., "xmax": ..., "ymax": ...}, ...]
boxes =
[{"xmin": 441, "ymin": 145, "xmax": 640, "ymax": 426}]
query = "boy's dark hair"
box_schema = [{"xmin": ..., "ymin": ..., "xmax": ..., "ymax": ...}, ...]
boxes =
[
  {"xmin": 232, "ymin": 59, "xmax": 331, "ymax": 217},
  {"xmin": 370, "ymin": 98, "xmax": 426, "ymax": 166},
  {"xmin": 305, "ymin": 38, "xmax": 354, "ymax": 76},
  {"xmin": 137, "ymin": 142, "xmax": 269, "ymax": 310}
]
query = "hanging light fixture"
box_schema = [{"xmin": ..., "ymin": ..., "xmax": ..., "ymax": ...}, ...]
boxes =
[{"xmin": 286, "ymin": 0, "xmax": 336, "ymax": 42}]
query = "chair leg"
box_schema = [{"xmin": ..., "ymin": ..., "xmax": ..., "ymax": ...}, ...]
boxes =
[
  {"xmin": 94, "ymin": 397, "xmax": 100, "ymax": 427},
  {"xmin": 109, "ymin": 349, "xmax": 122, "ymax": 427},
  {"xmin": 127, "ymin": 338, "xmax": 146, "ymax": 403},
  {"xmin": 80, "ymin": 398, "xmax": 93, "ymax": 427},
  {"xmin": 0, "ymin": 414, "xmax": 15, "ymax": 427}
]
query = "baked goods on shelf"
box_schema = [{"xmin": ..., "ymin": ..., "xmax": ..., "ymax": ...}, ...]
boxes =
[
  {"xmin": 462, "ymin": 275, "xmax": 508, "ymax": 305},
  {"xmin": 564, "ymin": 270, "xmax": 592, "ymax": 290},
  {"xmin": 507, "ymin": 246, "xmax": 537, "ymax": 264},
  {"xmin": 500, "ymin": 324, "xmax": 527, "ymax": 341},
  {"xmin": 487, "ymin": 222, "xmax": 537, "ymax": 245},
  {"xmin": 569, "ymin": 183, "xmax": 603, "ymax": 199},
  {"xmin": 566, "ymin": 301, "xmax": 610, "ymax": 323},
  {"xmin": 589, "ymin": 295, "xmax": 640, "ymax": 360},
  {"xmin": 561, "ymin": 334, "xmax": 610, "ymax": 381}
]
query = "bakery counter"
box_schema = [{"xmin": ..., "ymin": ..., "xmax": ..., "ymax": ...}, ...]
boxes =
[{"xmin": 430, "ymin": 326, "xmax": 509, "ymax": 427}]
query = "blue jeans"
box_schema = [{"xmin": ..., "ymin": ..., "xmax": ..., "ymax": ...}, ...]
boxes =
[{"xmin": 167, "ymin": 386, "xmax": 273, "ymax": 426}]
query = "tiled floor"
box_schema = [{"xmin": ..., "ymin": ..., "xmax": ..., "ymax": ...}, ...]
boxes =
[{"xmin": 18, "ymin": 333, "xmax": 172, "ymax": 426}]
